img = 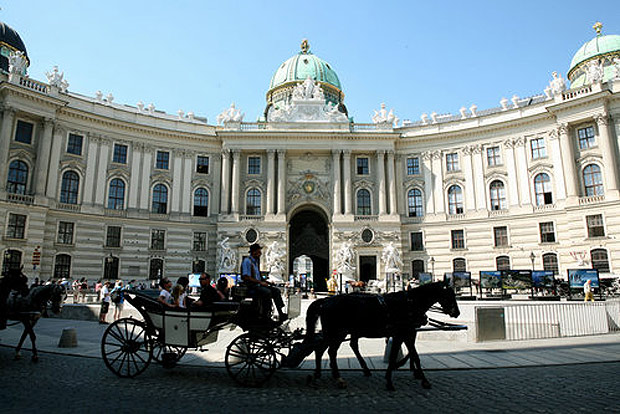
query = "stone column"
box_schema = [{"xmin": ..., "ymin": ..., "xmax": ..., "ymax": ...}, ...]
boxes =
[
  {"xmin": 332, "ymin": 150, "xmax": 341, "ymax": 215},
  {"xmin": 422, "ymin": 152, "xmax": 435, "ymax": 215},
  {"xmin": 503, "ymin": 139, "xmax": 521, "ymax": 206},
  {"xmin": 277, "ymin": 149, "xmax": 286, "ymax": 215},
  {"xmin": 558, "ymin": 124, "xmax": 578, "ymax": 200},
  {"xmin": 387, "ymin": 151, "xmax": 397, "ymax": 215},
  {"xmin": 0, "ymin": 107, "xmax": 15, "ymax": 192},
  {"xmin": 548, "ymin": 131, "xmax": 567, "ymax": 201},
  {"xmin": 181, "ymin": 152, "xmax": 193, "ymax": 214},
  {"xmin": 34, "ymin": 118, "xmax": 54, "ymax": 199},
  {"xmin": 266, "ymin": 149, "xmax": 276, "ymax": 215},
  {"xmin": 171, "ymin": 150, "xmax": 183, "ymax": 213},
  {"xmin": 220, "ymin": 149, "xmax": 230, "ymax": 214},
  {"xmin": 94, "ymin": 138, "xmax": 110, "ymax": 206},
  {"xmin": 376, "ymin": 150, "xmax": 386, "ymax": 215},
  {"xmin": 128, "ymin": 143, "xmax": 142, "ymax": 209},
  {"xmin": 431, "ymin": 151, "xmax": 445, "ymax": 214},
  {"xmin": 595, "ymin": 113, "xmax": 619, "ymax": 196},
  {"xmin": 514, "ymin": 137, "xmax": 531, "ymax": 205},
  {"xmin": 462, "ymin": 147, "xmax": 476, "ymax": 211},
  {"xmin": 472, "ymin": 145, "xmax": 486, "ymax": 210},
  {"xmin": 230, "ymin": 149, "xmax": 240, "ymax": 214},
  {"xmin": 342, "ymin": 150, "xmax": 352, "ymax": 215},
  {"xmin": 139, "ymin": 146, "xmax": 153, "ymax": 210},
  {"xmin": 45, "ymin": 126, "xmax": 65, "ymax": 200}
]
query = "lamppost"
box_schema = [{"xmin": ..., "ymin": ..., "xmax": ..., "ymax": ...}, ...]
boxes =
[
  {"xmin": 2, "ymin": 250, "xmax": 11, "ymax": 274},
  {"xmin": 530, "ymin": 251, "xmax": 536, "ymax": 271},
  {"xmin": 105, "ymin": 254, "xmax": 114, "ymax": 280},
  {"xmin": 429, "ymin": 257, "xmax": 435, "ymax": 280}
]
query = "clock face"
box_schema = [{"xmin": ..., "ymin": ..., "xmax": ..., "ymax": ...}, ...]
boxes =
[{"xmin": 303, "ymin": 181, "xmax": 315, "ymax": 194}]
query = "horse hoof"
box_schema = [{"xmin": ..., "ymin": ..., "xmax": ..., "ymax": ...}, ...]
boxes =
[
  {"xmin": 363, "ymin": 369, "xmax": 372, "ymax": 377},
  {"xmin": 31, "ymin": 355, "xmax": 39, "ymax": 363},
  {"xmin": 422, "ymin": 380, "xmax": 432, "ymax": 389},
  {"xmin": 336, "ymin": 378, "xmax": 347, "ymax": 389},
  {"xmin": 14, "ymin": 353, "xmax": 21, "ymax": 361}
]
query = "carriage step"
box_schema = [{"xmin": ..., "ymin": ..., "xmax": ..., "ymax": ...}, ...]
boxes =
[{"xmin": 58, "ymin": 328, "xmax": 78, "ymax": 348}]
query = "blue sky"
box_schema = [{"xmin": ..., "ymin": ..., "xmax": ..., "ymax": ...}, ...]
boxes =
[{"xmin": 3, "ymin": 1, "xmax": 619, "ymax": 123}]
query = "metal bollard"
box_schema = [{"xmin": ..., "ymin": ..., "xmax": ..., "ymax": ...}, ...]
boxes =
[{"xmin": 58, "ymin": 328, "xmax": 78, "ymax": 348}]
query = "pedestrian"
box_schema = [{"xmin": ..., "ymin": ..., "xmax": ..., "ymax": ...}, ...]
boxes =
[
  {"xmin": 72, "ymin": 279, "xmax": 80, "ymax": 303},
  {"xmin": 584, "ymin": 279, "xmax": 595, "ymax": 302},
  {"xmin": 111, "ymin": 281, "xmax": 125, "ymax": 320},
  {"xmin": 99, "ymin": 281, "xmax": 111, "ymax": 324},
  {"xmin": 79, "ymin": 277, "xmax": 88, "ymax": 303},
  {"xmin": 95, "ymin": 279, "xmax": 103, "ymax": 301}
]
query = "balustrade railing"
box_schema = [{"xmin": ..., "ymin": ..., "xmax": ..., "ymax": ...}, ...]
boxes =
[
  {"xmin": 6, "ymin": 193, "xmax": 34, "ymax": 205},
  {"xmin": 579, "ymin": 194, "xmax": 605, "ymax": 205},
  {"xmin": 354, "ymin": 215, "xmax": 378, "ymax": 222},
  {"xmin": 562, "ymin": 85, "xmax": 592, "ymax": 101},
  {"xmin": 57, "ymin": 202, "xmax": 81, "ymax": 212},
  {"xmin": 240, "ymin": 215, "xmax": 264, "ymax": 221},
  {"xmin": 104, "ymin": 208, "xmax": 128, "ymax": 217},
  {"xmin": 18, "ymin": 77, "xmax": 49, "ymax": 94},
  {"xmin": 533, "ymin": 203, "xmax": 556, "ymax": 212}
]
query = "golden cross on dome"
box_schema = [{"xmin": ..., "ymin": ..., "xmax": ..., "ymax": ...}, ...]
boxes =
[
  {"xmin": 301, "ymin": 39, "xmax": 310, "ymax": 53},
  {"xmin": 593, "ymin": 22, "xmax": 603, "ymax": 36}
]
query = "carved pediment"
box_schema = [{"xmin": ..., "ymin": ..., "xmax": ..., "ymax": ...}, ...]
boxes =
[
  {"xmin": 60, "ymin": 159, "xmax": 86, "ymax": 175},
  {"xmin": 354, "ymin": 178, "xmax": 375, "ymax": 189},
  {"xmin": 528, "ymin": 162, "xmax": 554, "ymax": 173}
]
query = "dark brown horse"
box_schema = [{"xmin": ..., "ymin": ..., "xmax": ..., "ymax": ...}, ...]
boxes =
[{"xmin": 285, "ymin": 282, "xmax": 460, "ymax": 391}]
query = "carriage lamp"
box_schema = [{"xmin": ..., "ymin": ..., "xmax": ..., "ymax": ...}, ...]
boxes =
[
  {"xmin": 530, "ymin": 251, "xmax": 536, "ymax": 270},
  {"xmin": 429, "ymin": 257, "xmax": 435, "ymax": 277},
  {"xmin": 106, "ymin": 253, "xmax": 114, "ymax": 263}
]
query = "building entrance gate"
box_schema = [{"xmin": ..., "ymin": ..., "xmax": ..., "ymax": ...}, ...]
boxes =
[{"xmin": 289, "ymin": 209, "xmax": 328, "ymax": 291}]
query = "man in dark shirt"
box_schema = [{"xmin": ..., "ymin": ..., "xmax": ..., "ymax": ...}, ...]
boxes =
[
  {"xmin": 192, "ymin": 272, "xmax": 225, "ymax": 308},
  {"xmin": 241, "ymin": 243, "xmax": 287, "ymax": 321}
]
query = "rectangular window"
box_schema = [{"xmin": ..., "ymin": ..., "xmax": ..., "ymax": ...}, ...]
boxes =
[
  {"xmin": 15, "ymin": 120, "xmax": 34, "ymax": 144},
  {"xmin": 106, "ymin": 226, "xmax": 122, "ymax": 248},
  {"xmin": 410, "ymin": 232, "xmax": 424, "ymax": 251},
  {"xmin": 586, "ymin": 214, "xmax": 605, "ymax": 238},
  {"xmin": 486, "ymin": 146, "xmax": 501, "ymax": 166},
  {"xmin": 446, "ymin": 153, "xmax": 460, "ymax": 172},
  {"xmin": 193, "ymin": 231, "xmax": 207, "ymax": 251},
  {"xmin": 357, "ymin": 157, "xmax": 369, "ymax": 175},
  {"xmin": 407, "ymin": 157, "xmax": 420, "ymax": 175},
  {"xmin": 155, "ymin": 151, "xmax": 169, "ymax": 169},
  {"xmin": 6, "ymin": 213, "xmax": 27, "ymax": 239},
  {"xmin": 57, "ymin": 221, "xmax": 75, "ymax": 245},
  {"xmin": 578, "ymin": 126, "xmax": 595, "ymax": 150},
  {"xmin": 150, "ymin": 229, "xmax": 165, "ymax": 250},
  {"xmin": 493, "ymin": 226, "xmax": 508, "ymax": 247},
  {"xmin": 530, "ymin": 138, "xmax": 547, "ymax": 159},
  {"xmin": 196, "ymin": 156, "xmax": 209, "ymax": 174},
  {"xmin": 113, "ymin": 144, "xmax": 128, "ymax": 164},
  {"xmin": 451, "ymin": 229, "xmax": 465, "ymax": 249},
  {"xmin": 539, "ymin": 222, "xmax": 556, "ymax": 243},
  {"xmin": 248, "ymin": 156, "xmax": 261, "ymax": 174},
  {"xmin": 66, "ymin": 133, "xmax": 83, "ymax": 155}
]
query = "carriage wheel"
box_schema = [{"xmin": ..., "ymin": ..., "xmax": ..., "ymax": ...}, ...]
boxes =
[
  {"xmin": 151, "ymin": 341, "xmax": 187, "ymax": 369},
  {"xmin": 101, "ymin": 318, "xmax": 152, "ymax": 378},
  {"xmin": 225, "ymin": 333, "xmax": 277, "ymax": 387}
]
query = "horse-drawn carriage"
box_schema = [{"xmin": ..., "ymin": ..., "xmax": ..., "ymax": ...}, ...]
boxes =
[{"xmin": 101, "ymin": 282, "xmax": 466, "ymax": 390}]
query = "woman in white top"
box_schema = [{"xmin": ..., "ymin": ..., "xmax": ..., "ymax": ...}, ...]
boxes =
[{"xmin": 157, "ymin": 278, "xmax": 176, "ymax": 308}]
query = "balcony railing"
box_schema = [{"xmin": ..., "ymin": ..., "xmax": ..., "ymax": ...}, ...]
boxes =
[
  {"xmin": 533, "ymin": 203, "xmax": 556, "ymax": 212},
  {"xmin": 57, "ymin": 202, "xmax": 81, "ymax": 212},
  {"xmin": 18, "ymin": 77, "xmax": 49, "ymax": 94},
  {"xmin": 104, "ymin": 208, "xmax": 128, "ymax": 217},
  {"xmin": 447, "ymin": 213, "xmax": 466, "ymax": 221},
  {"xmin": 6, "ymin": 193, "xmax": 34, "ymax": 205},
  {"xmin": 579, "ymin": 195, "xmax": 605, "ymax": 206},
  {"xmin": 489, "ymin": 209, "xmax": 509, "ymax": 217},
  {"xmin": 240, "ymin": 215, "xmax": 264, "ymax": 221},
  {"xmin": 354, "ymin": 215, "xmax": 378, "ymax": 222},
  {"xmin": 562, "ymin": 85, "xmax": 592, "ymax": 101}
]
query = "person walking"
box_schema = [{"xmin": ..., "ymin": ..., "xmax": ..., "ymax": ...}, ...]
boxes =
[
  {"xmin": 584, "ymin": 279, "xmax": 595, "ymax": 302},
  {"xmin": 111, "ymin": 281, "xmax": 125, "ymax": 320},
  {"xmin": 99, "ymin": 281, "xmax": 111, "ymax": 324}
]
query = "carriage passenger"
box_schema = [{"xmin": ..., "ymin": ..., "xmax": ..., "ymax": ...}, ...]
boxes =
[
  {"xmin": 157, "ymin": 278, "xmax": 176, "ymax": 308},
  {"xmin": 173, "ymin": 276, "xmax": 191, "ymax": 308},
  {"xmin": 216, "ymin": 277, "xmax": 230, "ymax": 300},
  {"xmin": 192, "ymin": 272, "xmax": 225, "ymax": 309}
]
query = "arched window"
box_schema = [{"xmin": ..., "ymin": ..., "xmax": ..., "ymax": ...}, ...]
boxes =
[
  {"xmin": 447, "ymin": 185, "xmax": 463, "ymax": 214},
  {"xmin": 60, "ymin": 171, "xmax": 80, "ymax": 204},
  {"xmin": 149, "ymin": 258, "xmax": 164, "ymax": 280},
  {"xmin": 7, "ymin": 160, "xmax": 28, "ymax": 195},
  {"xmin": 489, "ymin": 180, "xmax": 506, "ymax": 211},
  {"xmin": 104, "ymin": 256, "xmax": 119, "ymax": 280},
  {"xmin": 246, "ymin": 188, "xmax": 261, "ymax": 216},
  {"xmin": 407, "ymin": 189, "xmax": 424, "ymax": 217},
  {"xmin": 590, "ymin": 248, "xmax": 610, "ymax": 273},
  {"xmin": 542, "ymin": 252, "xmax": 559, "ymax": 275},
  {"xmin": 356, "ymin": 189, "xmax": 371, "ymax": 215},
  {"xmin": 54, "ymin": 254, "xmax": 72, "ymax": 279},
  {"xmin": 2, "ymin": 249, "xmax": 22, "ymax": 274},
  {"xmin": 453, "ymin": 258, "xmax": 466, "ymax": 272},
  {"xmin": 496, "ymin": 255, "xmax": 511, "ymax": 271},
  {"xmin": 534, "ymin": 173, "xmax": 553, "ymax": 206},
  {"xmin": 152, "ymin": 184, "xmax": 168, "ymax": 214},
  {"xmin": 107, "ymin": 178, "xmax": 125, "ymax": 210},
  {"xmin": 193, "ymin": 188, "xmax": 209, "ymax": 217},
  {"xmin": 583, "ymin": 164, "xmax": 603, "ymax": 196},
  {"xmin": 412, "ymin": 259, "xmax": 425, "ymax": 279}
]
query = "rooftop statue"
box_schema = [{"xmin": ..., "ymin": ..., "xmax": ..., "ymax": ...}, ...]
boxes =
[
  {"xmin": 586, "ymin": 59, "xmax": 604, "ymax": 85},
  {"xmin": 217, "ymin": 237, "xmax": 237, "ymax": 273},
  {"xmin": 216, "ymin": 102, "xmax": 245, "ymax": 125},
  {"xmin": 8, "ymin": 51, "xmax": 27, "ymax": 76},
  {"xmin": 292, "ymin": 77, "xmax": 324, "ymax": 101},
  {"xmin": 372, "ymin": 103, "xmax": 397, "ymax": 125},
  {"xmin": 550, "ymin": 71, "xmax": 567, "ymax": 95},
  {"xmin": 45, "ymin": 65, "xmax": 69, "ymax": 93},
  {"xmin": 613, "ymin": 57, "xmax": 620, "ymax": 80}
]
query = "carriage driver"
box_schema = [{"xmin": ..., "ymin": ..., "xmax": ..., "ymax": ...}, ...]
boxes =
[{"xmin": 241, "ymin": 243, "xmax": 287, "ymax": 322}]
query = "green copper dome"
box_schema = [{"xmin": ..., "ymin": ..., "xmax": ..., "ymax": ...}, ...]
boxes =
[
  {"xmin": 568, "ymin": 34, "xmax": 620, "ymax": 73},
  {"xmin": 269, "ymin": 41, "xmax": 342, "ymax": 91},
  {"xmin": 567, "ymin": 23, "xmax": 620, "ymax": 88}
]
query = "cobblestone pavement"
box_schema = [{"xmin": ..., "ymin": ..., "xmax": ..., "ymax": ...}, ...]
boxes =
[{"xmin": 2, "ymin": 346, "xmax": 620, "ymax": 413}]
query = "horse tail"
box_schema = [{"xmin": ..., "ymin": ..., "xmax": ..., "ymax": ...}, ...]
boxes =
[{"xmin": 305, "ymin": 297, "xmax": 326, "ymax": 341}]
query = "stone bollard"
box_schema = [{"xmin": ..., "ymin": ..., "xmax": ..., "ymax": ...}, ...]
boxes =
[
  {"xmin": 383, "ymin": 338, "xmax": 403, "ymax": 363},
  {"xmin": 58, "ymin": 328, "xmax": 78, "ymax": 348}
]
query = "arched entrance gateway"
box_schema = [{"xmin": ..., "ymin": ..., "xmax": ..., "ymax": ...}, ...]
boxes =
[{"xmin": 289, "ymin": 207, "xmax": 329, "ymax": 291}]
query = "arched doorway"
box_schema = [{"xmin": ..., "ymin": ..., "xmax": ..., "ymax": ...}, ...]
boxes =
[{"xmin": 289, "ymin": 208, "xmax": 329, "ymax": 291}]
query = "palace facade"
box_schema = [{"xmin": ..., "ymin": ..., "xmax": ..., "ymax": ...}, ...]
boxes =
[{"xmin": 1, "ymin": 21, "xmax": 619, "ymax": 289}]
